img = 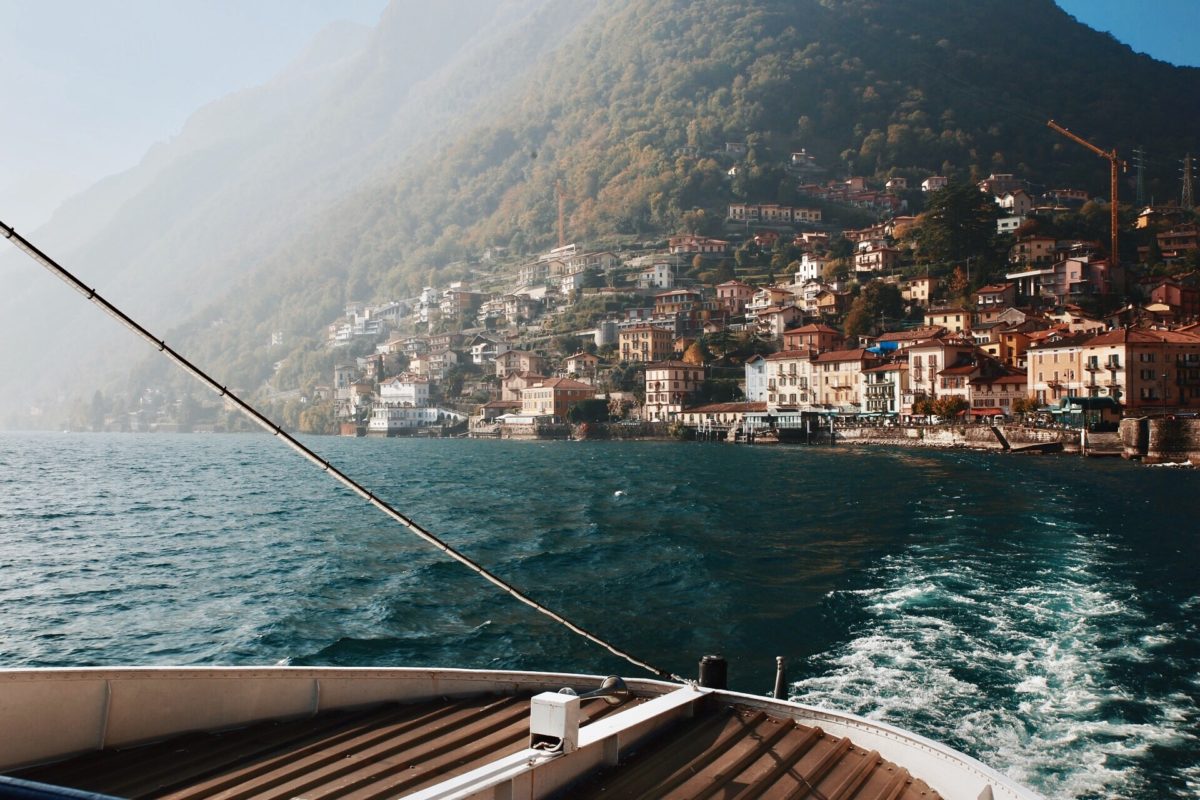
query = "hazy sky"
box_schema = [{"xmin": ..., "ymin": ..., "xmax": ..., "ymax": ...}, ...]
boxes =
[
  {"xmin": 0, "ymin": 0, "xmax": 388, "ymax": 231},
  {"xmin": 1, "ymin": 0, "xmax": 1196, "ymax": 232}
]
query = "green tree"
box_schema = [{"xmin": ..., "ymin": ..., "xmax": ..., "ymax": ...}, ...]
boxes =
[
  {"xmin": 567, "ymin": 398, "xmax": 609, "ymax": 423},
  {"xmin": 556, "ymin": 334, "xmax": 583, "ymax": 356},
  {"xmin": 705, "ymin": 329, "xmax": 735, "ymax": 359},
  {"xmin": 298, "ymin": 401, "xmax": 338, "ymax": 434},
  {"xmin": 177, "ymin": 393, "xmax": 200, "ymax": 427},
  {"xmin": 911, "ymin": 182, "xmax": 999, "ymax": 267},
  {"xmin": 89, "ymin": 390, "xmax": 108, "ymax": 432},
  {"xmin": 844, "ymin": 281, "xmax": 903, "ymax": 337},
  {"xmin": 698, "ymin": 378, "xmax": 742, "ymax": 403},
  {"xmin": 580, "ymin": 267, "xmax": 605, "ymax": 290}
]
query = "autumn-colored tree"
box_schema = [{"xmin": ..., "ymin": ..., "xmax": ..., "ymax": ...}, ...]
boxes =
[
  {"xmin": 822, "ymin": 258, "xmax": 848, "ymax": 282},
  {"xmin": 1011, "ymin": 395, "xmax": 1040, "ymax": 415},
  {"xmin": 932, "ymin": 395, "xmax": 968, "ymax": 418},
  {"xmin": 682, "ymin": 341, "xmax": 708, "ymax": 365},
  {"xmin": 947, "ymin": 266, "xmax": 970, "ymax": 301}
]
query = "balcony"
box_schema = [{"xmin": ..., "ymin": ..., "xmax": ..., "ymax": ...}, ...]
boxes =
[{"xmin": 1085, "ymin": 363, "xmax": 1099, "ymax": 372}]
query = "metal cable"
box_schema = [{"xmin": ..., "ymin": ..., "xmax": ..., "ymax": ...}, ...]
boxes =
[{"xmin": 1, "ymin": 219, "xmax": 685, "ymax": 684}]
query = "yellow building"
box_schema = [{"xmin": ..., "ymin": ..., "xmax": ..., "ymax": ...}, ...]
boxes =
[
  {"xmin": 924, "ymin": 307, "xmax": 972, "ymax": 334},
  {"xmin": 619, "ymin": 325, "xmax": 674, "ymax": 362},
  {"xmin": 520, "ymin": 378, "xmax": 596, "ymax": 419}
]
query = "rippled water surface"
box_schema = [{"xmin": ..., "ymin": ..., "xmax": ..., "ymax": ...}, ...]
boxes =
[{"xmin": 1, "ymin": 432, "xmax": 1197, "ymax": 798}]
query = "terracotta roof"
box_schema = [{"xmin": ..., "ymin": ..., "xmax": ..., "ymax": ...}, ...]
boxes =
[
  {"xmin": 684, "ymin": 402, "xmax": 768, "ymax": 413},
  {"xmin": 813, "ymin": 348, "xmax": 877, "ymax": 363},
  {"xmin": 1084, "ymin": 327, "xmax": 1200, "ymax": 346},
  {"xmin": 864, "ymin": 362, "xmax": 907, "ymax": 373},
  {"xmin": 530, "ymin": 377, "xmax": 596, "ymax": 391},
  {"xmin": 970, "ymin": 372, "xmax": 1026, "ymax": 385},
  {"xmin": 976, "ymin": 283, "xmax": 1014, "ymax": 294},
  {"xmin": 877, "ymin": 326, "xmax": 945, "ymax": 342},
  {"xmin": 911, "ymin": 334, "xmax": 976, "ymax": 348},
  {"xmin": 1027, "ymin": 331, "xmax": 1091, "ymax": 349},
  {"xmin": 785, "ymin": 323, "xmax": 840, "ymax": 334},
  {"xmin": 938, "ymin": 364, "xmax": 979, "ymax": 376},
  {"xmin": 764, "ymin": 349, "xmax": 817, "ymax": 361}
]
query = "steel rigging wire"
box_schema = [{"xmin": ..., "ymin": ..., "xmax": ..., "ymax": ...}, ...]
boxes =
[{"xmin": 1, "ymin": 218, "xmax": 685, "ymax": 684}]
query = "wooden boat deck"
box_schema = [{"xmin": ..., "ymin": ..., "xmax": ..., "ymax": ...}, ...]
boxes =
[{"xmin": 8, "ymin": 692, "xmax": 941, "ymax": 800}]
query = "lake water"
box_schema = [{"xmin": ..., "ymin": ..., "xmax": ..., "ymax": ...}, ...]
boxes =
[{"xmin": 1, "ymin": 432, "xmax": 1197, "ymax": 798}]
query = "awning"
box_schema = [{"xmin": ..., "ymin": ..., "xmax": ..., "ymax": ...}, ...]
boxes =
[
  {"xmin": 969, "ymin": 407, "xmax": 1004, "ymax": 416},
  {"xmin": 1059, "ymin": 396, "xmax": 1121, "ymax": 411}
]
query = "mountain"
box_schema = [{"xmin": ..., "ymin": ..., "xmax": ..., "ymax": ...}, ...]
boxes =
[
  {"xmin": 4, "ymin": 0, "xmax": 1199, "ymax": 421},
  {"xmin": 0, "ymin": 0, "xmax": 598, "ymax": 419}
]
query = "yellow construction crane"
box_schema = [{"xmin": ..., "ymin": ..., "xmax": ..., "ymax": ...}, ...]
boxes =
[{"xmin": 1047, "ymin": 119, "xmax": 1126, "ymax": 266}]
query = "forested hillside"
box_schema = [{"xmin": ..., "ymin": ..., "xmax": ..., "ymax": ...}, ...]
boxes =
[
  {"xmin": 8, "ymin": 0, "xmax": 1199, "ymax": 419},
  {"xmin": 0, "ymin": 0, "xmax": 597, "ymax": 416}
]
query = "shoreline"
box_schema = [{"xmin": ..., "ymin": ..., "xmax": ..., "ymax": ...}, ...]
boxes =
[{"xmin": 14, "ymin": 419, "xmax": 1200, "ymax": 466}]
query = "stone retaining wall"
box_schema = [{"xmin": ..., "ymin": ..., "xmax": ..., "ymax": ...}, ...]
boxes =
[{"xmin": 1119, "ymin": 418, "xmax": 1200, "ymax": 464}]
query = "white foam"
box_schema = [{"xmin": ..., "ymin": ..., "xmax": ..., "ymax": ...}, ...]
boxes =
[{"xmin": 791, "ymin": 529, "xmax": 1199, "ymax": 799}]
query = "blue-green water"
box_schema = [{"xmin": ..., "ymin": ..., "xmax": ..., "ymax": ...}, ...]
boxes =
[{"xmin": 0, "ymin": 432, "xmax": 1197, "ymax": 798}]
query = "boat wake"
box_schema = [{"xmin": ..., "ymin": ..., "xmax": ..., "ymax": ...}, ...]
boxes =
[{"xmin": 791, "ymin": 520, "xmax": 1200, "ymax": 799}]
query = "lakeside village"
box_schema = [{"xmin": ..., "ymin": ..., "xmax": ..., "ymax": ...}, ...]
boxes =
[
  {"xmin": 87, "ymin": 149, "xmax": 1200, "ymax": 451},
  {"xmin": 313, "ymin": 175, "xmax": 1200, "ymax": 447}
]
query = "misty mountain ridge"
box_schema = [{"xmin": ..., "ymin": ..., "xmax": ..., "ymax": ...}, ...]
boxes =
[
  {"xmin": 3, "ymin": 0, "xmax": 1198, "ymax": 422},
  {"xmin": 0, "ymin": 0, "xmax": 597, "ymax": 418}
]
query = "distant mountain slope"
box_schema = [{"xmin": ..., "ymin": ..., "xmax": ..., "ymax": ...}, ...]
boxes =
[
  {"xmin": 5, "ymin": 0, "xmax": 1199, "ymax": 418},
  {"xmin": 160, "ymin": 0, "xmax": 1200, "ymax": 392},
  {"xmin": 0, "ymin": 0, "xmax": 597, "ymax": 417}
]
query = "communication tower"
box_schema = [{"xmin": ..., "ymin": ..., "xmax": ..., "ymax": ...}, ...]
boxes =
[{"xmin": 1183, "ymin": 154, "xmax": 1195, "ymax": 210}]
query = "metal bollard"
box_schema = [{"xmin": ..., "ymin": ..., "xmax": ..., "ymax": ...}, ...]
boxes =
[
  {"xmin": 772, "ymin": 656, "xmax": 787, "ymax": 700},
  {"xmin": 697, "ymin": 655, "xmax": 727, "ymax": 690}
]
